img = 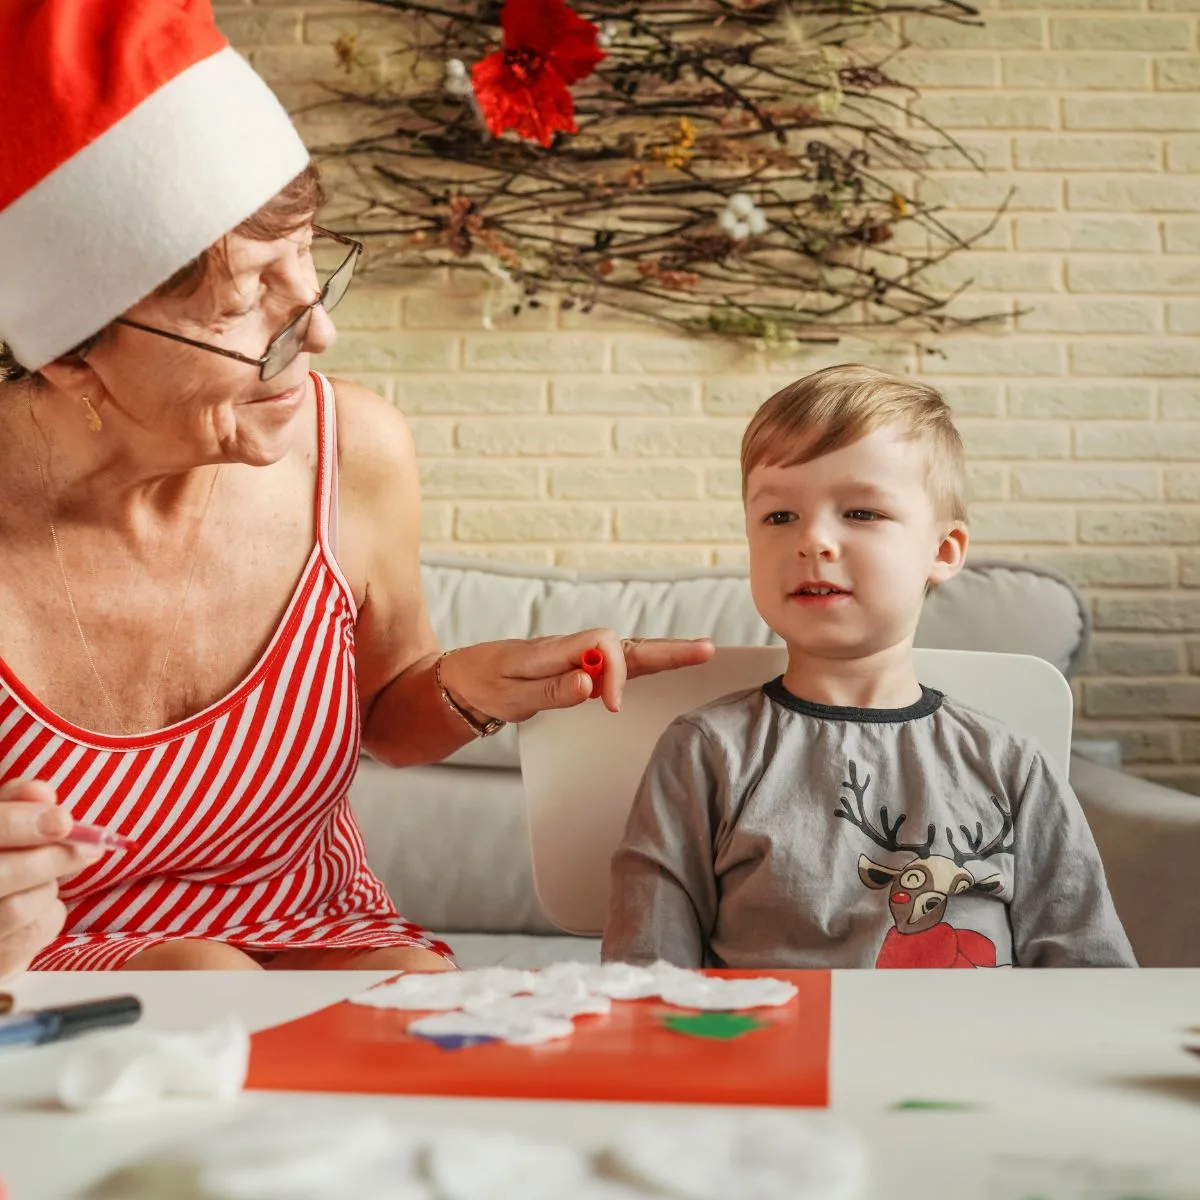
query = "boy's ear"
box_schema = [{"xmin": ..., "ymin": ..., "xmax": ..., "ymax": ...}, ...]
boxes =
[{"xmin": 928, "ymin": 521, "xmax": 968, "ymax": 588}]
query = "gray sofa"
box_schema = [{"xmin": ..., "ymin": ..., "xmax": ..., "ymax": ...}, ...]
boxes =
[{"xmin": 350, "ymin": 557, "xmax": 1200, "ymax": 969}]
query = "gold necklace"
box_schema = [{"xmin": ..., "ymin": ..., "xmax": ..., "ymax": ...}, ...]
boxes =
[{"xmin": 27, "ymin": 398, "xmax": 221, "ymax": 735}]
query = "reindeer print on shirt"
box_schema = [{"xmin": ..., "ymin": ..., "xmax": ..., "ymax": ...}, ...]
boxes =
[{"xmin": 834, "ymin": 760, "xmax": 1013, "ymax": 969}]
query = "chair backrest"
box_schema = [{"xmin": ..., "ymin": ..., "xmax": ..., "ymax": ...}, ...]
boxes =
[{"xmin": 518, "ymin": 647, "xmax": 1074, "ymax": 936}]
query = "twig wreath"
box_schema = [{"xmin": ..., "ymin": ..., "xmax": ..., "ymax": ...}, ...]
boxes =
[{"xmin": 318, "ymin": 0, "xmax": 1003, "ymax": 346}]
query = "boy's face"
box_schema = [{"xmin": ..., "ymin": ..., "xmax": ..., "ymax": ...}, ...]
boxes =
[{"xmin": 744, "ymin": 425, "xmax": 968, "ymax": 661}]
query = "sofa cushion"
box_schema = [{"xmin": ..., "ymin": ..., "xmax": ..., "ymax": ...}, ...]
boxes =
[
  {"xmin": 351, "ymin": 758, "xmax": 558, "ymax": 935},
  {"xmin": 1070, "ymin": 756, "xmax": 1200, "ymax": 968},
  {"xmin": 433, "ymin": 932, "xmax": 599, "ymax": 969},
  {"xmin": 421, "ymin": 556, "xmax": 1089, "ymax": 771}
]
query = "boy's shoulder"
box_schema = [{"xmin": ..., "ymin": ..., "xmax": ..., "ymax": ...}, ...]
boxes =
[
  {"xmin": 672, "ymin": 682, "xmax": 766, "ymax": 726},
  {"xmin": 935, "ymin": 691, "xmax": 1054, "ymax": 772},
  {"xmin": 664, "ymin": 684, "xmax": 773, "ymax": 749}
]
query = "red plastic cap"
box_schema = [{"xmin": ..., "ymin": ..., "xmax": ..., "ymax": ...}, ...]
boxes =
[{"xmin": 580, "ymin": 648, "xmax": 605, "ymax": 698}]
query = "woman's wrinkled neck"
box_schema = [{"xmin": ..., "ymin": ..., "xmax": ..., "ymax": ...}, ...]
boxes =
[{"xmin": 17, "ymin": 380, "xmax": 222, "ymax": 525}]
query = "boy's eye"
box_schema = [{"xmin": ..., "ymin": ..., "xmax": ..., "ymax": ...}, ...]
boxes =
[
  {"xmin": 845, "ymin": 509, "xmax": 879, "ymax": 522},
  {"xmin": 764, "ymin": 511, "xmax": 796, "ymax": 526}
]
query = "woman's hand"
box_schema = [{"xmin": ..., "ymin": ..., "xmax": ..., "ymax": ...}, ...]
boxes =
[
  {"xmin": 0, "ymin": 779, "xmax": 100, "ymax": 980},
  {"xmin": 438, "ymin": 630, "xmax": 715, "ymax": 724}
]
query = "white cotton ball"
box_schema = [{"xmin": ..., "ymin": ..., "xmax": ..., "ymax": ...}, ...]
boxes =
[
  {"xmin": 57, "ymin": 1018, "xmax": 249, "ymax": 1110},
  {"xmin": 728, "ymin": 193, "xmax": 756, "ymax": 218},
  {"xmin": 656, "ymin": 974, "xmax": 797, "ymax": 1011},
  {"xmin": 444, "ymin": 59, "xmax": 473, "ymax": 98},
  {"xmin": 425, "ymin": 1128, "xmax": 590, "ymax": 1200},
  {"xmin": 196, "ymin": 1113, "xmax": 431, "ymax": 1200},
  {"xmin": 717, "ymin": 209, "xmax": 741, "ymax": 237},
  {"xmin": 532, "ymin": 961, "xmax": 663, "ymax": 1001},
  {"xmin": 349, "ymin": 968, "xmax": 535, "ymax": 1011},
  {"xmin": 747, "ymin": 208, "xmax": 769, "ymax": 236},
  {"xmin": 606, "ymin": 1112, "xmax": 869, "ymax": 1200},
  {"xmin": 408, "ymin": 1010, "xmax": 574, "ymax": 1047},
  {"xmin": 466, "ymin": 991, "xmax": 611, "ymax": 1022}
]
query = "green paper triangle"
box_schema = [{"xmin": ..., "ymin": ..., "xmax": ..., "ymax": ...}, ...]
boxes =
[{"xmin": 662, "ymin": 1012, "xmax": 766, "ymax": 1040}]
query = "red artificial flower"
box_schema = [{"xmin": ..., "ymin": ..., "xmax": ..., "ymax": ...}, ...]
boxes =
[{"xmin": 471, "ymin": 0, "xmax": 605, "ymax": 147}]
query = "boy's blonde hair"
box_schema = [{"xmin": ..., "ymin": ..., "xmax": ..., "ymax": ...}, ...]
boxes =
[{"xmin": 740, "ymin": 363, "xmax": 967, "ymax": 523}]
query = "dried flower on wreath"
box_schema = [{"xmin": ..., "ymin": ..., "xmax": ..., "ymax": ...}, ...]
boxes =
[
  {"xmin": 471, "ymin": 0, "xmax": 606, "ymax": 146},
  {"xmin": 313, "ymin": 0, "xmax": 1007, "ymax": 347}
]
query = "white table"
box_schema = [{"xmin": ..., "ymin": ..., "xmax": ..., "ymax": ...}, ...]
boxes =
[{"xmin": 2, "ymin": 970, "xmax": 1199, "ymax": 1199}]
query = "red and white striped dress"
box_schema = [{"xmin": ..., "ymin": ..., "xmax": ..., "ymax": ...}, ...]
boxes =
[{"xmin": 3, "ymin": 372, "xmax": 452, "ymax": 970}]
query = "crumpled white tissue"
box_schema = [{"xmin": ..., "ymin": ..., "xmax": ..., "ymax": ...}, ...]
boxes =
[
  {"xmin": 350, "ymin": 962, "xmax": 798, "ymax": 1029},
  {"xmin": 349, "ymin": 968, "xmax": 536, "ymax": 1011},
  {"xmin": 408, "ymin": 1009, "xmax": 574, "ymax": 1047},
  {"xmin": 197, "ymin": 1112, "xmax": 432, "ymax": 1200},
  {"xmin": 532, "ymin": 961, "xmax": 667, "ymax": 1001},
  {"xmin": 94, "ymin": 1107, "xmax": 868, "ymax": 1200},
  {"xmin": 535, "ymin": 961, "xmax": 797, "ymax": 1010},
  {"xmin": 465, "ymin": 990, "xmax": 612, "ymax": 1022},
  {"xmin": 57, "ymin": 1016, "xmax": 249, "ymax": 1110},
  {"xmin": 655, "ymin": 973, "xmax": 798, "ymax": 1011},
  {"xmin": 425, "ymin": 1127, "xmax": 590, "ymax": 1200},
  {"xmin": 606, "ymin": 1110, "xmax": 868, "ymax": 1200}
]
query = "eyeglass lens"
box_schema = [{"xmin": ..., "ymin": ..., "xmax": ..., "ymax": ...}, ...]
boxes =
[{"xmin": 259, "ymin": 244, "xmax": 360, "ymax": 381}]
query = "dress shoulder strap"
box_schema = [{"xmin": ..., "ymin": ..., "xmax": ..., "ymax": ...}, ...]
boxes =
[{"xmin": 312, "ymin": 370, "xmax": 340, "ymax": 559}]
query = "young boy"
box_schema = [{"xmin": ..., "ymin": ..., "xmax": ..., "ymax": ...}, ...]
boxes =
[{"xmin": 603, "ymin": 364, "xmax": 1134, "ymax": 969}]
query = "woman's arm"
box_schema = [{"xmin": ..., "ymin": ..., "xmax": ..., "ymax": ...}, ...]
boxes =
[
  {"xmin": 335, "ymin": 379, "xmax": 714, "ymax": 768},
  {"xmin": 335, "ymin": 379, "xmax": 477, "ymax": 766}
]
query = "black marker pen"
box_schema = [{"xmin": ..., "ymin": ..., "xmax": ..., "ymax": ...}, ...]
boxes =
[{"xmin": 0, "ymin": 995, "xmax": 141, "ymax": 1048}]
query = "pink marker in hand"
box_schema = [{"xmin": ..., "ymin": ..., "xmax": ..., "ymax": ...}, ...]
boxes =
[
  {"xmin": 580, "ymin": 648, "xmax": 605, "ymax": 699},
  {"xmin": 65, "ymin": 823, "xmax": 138, "ymax": 853}
]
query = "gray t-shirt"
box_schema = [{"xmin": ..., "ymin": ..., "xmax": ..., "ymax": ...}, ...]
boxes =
[{"xmin": 603, "ymin": 679, "xmax": 1135, "ymax": 970}]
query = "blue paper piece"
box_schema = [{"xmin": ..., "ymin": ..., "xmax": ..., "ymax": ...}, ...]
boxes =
[{"xmin": 413, "ymin": 1030, "xmax": 500, "ymax": 1051}]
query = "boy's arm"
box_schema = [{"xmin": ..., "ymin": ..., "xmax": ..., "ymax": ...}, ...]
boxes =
[
  {"xmin": 1011, "ymin": 751, "xmax": 1137, "ymax": 967},
  {"xmin": 602, "ymin": 718, "xmax": 723, "ymax": 968}
]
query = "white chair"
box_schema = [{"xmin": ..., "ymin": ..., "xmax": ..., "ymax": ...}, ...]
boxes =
[{"xmin": 518, "ymin": 647, "xmax": 1073, "ymax": 936}]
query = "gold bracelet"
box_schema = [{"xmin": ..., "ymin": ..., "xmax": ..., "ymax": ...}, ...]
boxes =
[{"xmin": 435, "ymin": 651, "xmax": 506, "ymax": 739}]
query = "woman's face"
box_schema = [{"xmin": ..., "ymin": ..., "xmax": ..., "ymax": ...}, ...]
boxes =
[{"xmin": 80, "ymin": 224, "xmax": 337, "ymax": 467}]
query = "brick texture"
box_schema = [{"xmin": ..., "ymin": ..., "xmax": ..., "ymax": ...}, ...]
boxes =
[{"xmin": 223, "ymin": 3, "xmax": 1200, "ymax": 790}]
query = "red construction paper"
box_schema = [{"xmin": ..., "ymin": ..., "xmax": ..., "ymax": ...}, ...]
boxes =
[{"xmin": 247, "ymin": 969, "xmax": 830, "ymax": 1107}]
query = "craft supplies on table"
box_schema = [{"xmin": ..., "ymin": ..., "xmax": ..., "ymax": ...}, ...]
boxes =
[
  {"xmin": 0, "ymin": 994, "xmax": 141, "ymax": 1049},
  {"xmin": 77, "ymin": 1105, "xmax": 868, "ymax": 1200},
  {"xmin": 247, "ymin": 962, "xmax": 830, "ymax": 1107}
]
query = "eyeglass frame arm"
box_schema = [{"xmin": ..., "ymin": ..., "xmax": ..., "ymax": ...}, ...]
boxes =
[{"xmin": 111, "ymin": 225, "xmax": 363, "ymax": 370}]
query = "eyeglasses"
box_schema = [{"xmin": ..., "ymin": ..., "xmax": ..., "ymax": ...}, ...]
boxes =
[{"xmin": 114, "ymin": 226, "xmax": 362, "ymax": 382}]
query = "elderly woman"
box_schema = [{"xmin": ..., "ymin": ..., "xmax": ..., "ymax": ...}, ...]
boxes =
[{"xmin": 0, "ymin": 2, "xmax": 711, "ymax": 978}]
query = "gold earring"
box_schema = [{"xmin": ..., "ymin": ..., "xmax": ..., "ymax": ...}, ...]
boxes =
[{"xmin": 82, "ymin": 394, "xmax": 102, "ymax": 434}]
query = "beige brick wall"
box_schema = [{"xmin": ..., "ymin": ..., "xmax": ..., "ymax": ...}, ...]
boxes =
[{"xmin": 219, "ymin": 1, "xmax": 1200, "ymax": 790}]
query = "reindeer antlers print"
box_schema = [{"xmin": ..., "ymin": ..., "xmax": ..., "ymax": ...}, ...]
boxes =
[
  {"xmin": 945, "ymin": 794, "xmax": 1015, "ymax": 868},
  {"xmin": 833, "ymin": 759, "xmax": 937, "ymax": 858}
]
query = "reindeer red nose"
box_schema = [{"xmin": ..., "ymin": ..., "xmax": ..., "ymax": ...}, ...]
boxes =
[{"xmin": 892, "ymin": 891, "xmax": 911, "ymax": 906}]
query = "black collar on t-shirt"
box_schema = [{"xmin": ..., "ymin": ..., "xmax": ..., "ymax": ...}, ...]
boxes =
[{"xmin": 762, "ymin": 677, "xmax": 944, "ymax": 724}]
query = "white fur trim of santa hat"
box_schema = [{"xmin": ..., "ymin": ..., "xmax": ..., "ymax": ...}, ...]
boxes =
[{"xmin": 0, "ymin": 44, "xmax": 309, "ymax": 372}]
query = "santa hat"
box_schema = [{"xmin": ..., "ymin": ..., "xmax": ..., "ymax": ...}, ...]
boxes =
[{"xmin": 0, "ymin": 0, "xmax": 310, "ymax": 372}]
